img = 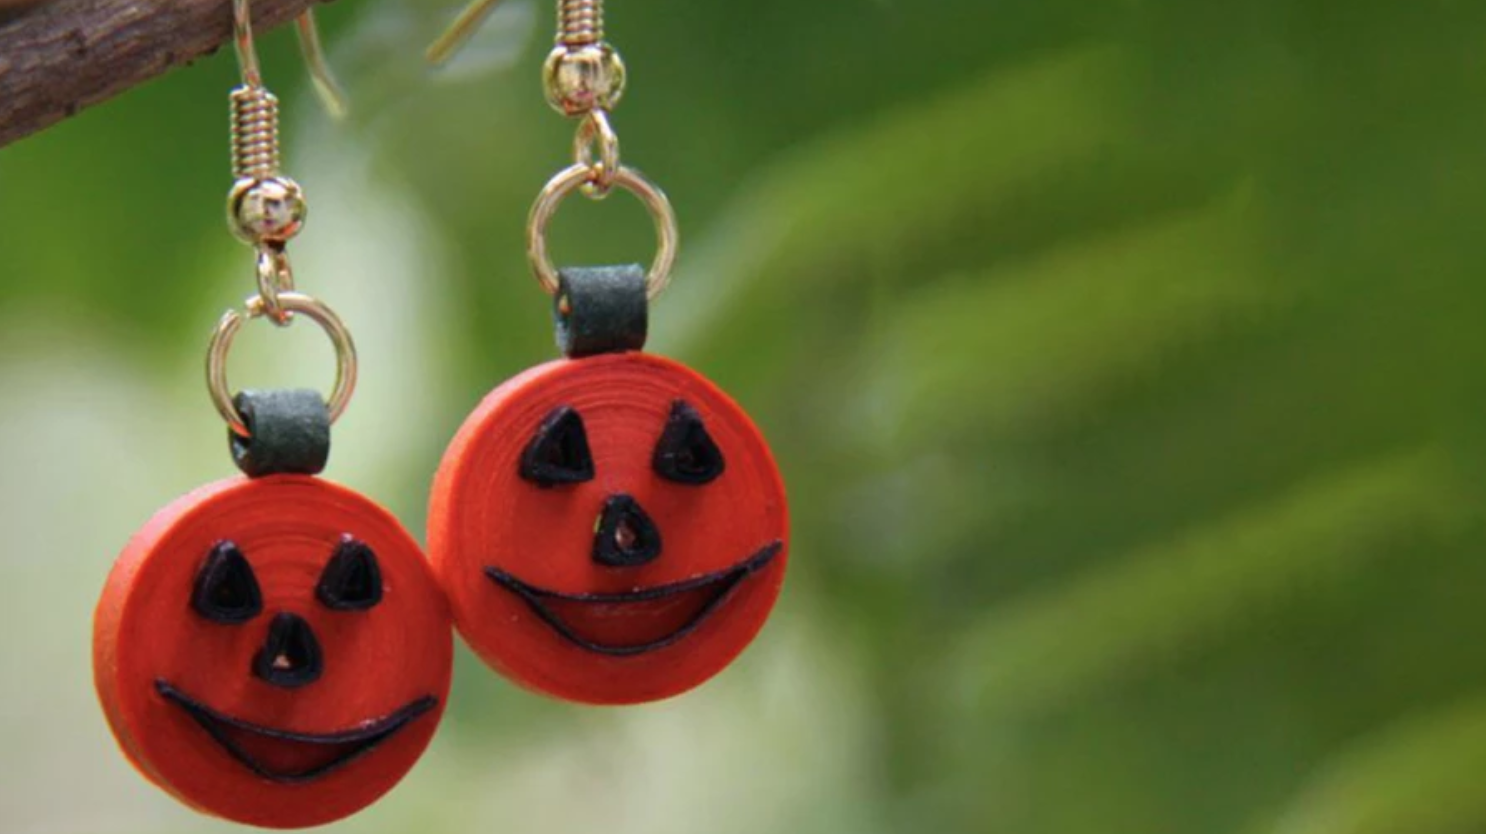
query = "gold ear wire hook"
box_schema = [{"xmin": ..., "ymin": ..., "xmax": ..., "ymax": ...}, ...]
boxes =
[
  {"xmin": 216, "ymin": 4, "xmax": 360, "ymax": 429},
  {"xmin": 294, "ymin": 14, "xmax": 349, "ymax": 119},
  {"xmin": 231, "ymin": 0, "xmax": 264, "ymax": 89},
  {"xmin": 232, "ymin": 0, "xmax": 349, "ymax": 118},
  {"xmin": 426, "ymin": 0, "xmax": 507, "ymax": 66}
]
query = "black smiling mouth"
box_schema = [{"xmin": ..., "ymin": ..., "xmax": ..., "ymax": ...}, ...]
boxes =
[
  {"xmin": 155, "ymin": 680, "xmax": 437, "ymax": 784},
  {"xmin": 484, "ymin": 541, "xmax": 783, "ymax": 657}
]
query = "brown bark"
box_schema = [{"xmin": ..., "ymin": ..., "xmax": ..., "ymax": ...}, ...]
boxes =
[{"xmin": 0, "ymin": 0, "xmax": 334, "ymax": 148}]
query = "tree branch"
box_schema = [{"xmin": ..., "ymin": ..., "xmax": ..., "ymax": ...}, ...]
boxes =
[{"xmin": 0, "ymin": 0, "xmax": 335, "ymax": 149}]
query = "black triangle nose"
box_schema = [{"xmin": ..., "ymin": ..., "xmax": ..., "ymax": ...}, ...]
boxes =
[
  {"xmin": 593, "ymin": 494, "xmax": 663, "ymax": 567},
  {"xmin": 252, "ymin": 612, "xmax": 323, "ymax": 689}
]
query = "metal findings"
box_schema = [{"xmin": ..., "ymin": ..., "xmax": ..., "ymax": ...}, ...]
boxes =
[
  {"xmin": 208, "ymin": 0, "xmax": 358, "ymax": 437},
  {"xmin": 573, "ymin": 109, "xmax": 619, "ymax": 197},
  {"xmin": 425, "ymin": 0, "xmax": 506, "ymax": 66},
  {"xmin": 543, "ymin": 0, "xmax": 626, "ymax": 117},
  {"xmin": 208, "ymin": 292, "xmax": 358, "ymax": 438},
  {"xmin": 531, "ymin": 0, "xmax": 674, "ymax": 298},
  {"xmin": 226, "ymin": 0, "xmax": 340, "ymax": 249},
  {"xmin": 529, "ymin": 164, "xmax": 678, "ymax": 299},
  {"xmin": 430, "ymin": 0, "xmax": 678, "ymax": 299}
]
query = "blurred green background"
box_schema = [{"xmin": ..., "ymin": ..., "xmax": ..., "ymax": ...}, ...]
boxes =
[{"xmin": 3, "ymin": 0, "xmax": 1486, "ymax": 831}]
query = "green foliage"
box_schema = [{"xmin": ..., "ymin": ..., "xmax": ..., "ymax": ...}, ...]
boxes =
[{"xmin": 2, "ymin": 0, "xmax": 1484, "ymax": 830}]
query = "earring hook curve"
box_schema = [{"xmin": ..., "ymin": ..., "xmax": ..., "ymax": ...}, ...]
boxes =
[
  {"xmin": 426, "ymin": 0, "xmax": 507, "ymax": 66},
  {"xmin": 232, "ymin": 0, "xmax": 349, "ymax": 118}
]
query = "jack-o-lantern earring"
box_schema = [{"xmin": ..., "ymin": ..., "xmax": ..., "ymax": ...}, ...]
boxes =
[
  {"xmin": 92, "ymin": 6, "xmax": 451, "ymax": 829},
  {"xmin": 426, "ymin": 0, "xmax": 789, "ymax": 706}
]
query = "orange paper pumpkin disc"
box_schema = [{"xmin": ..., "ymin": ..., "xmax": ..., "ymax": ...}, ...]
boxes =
[
  {"xmin": 429, "ymin": 352, "xmax": 788, "ymax": 705},
  {"xmin": 94, "ymin": 476, "xmax": 452, "ymax": 829}
]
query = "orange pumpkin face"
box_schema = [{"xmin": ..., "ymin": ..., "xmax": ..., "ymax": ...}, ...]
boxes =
[
  {"xmin": 93, "ymin": 476, "xmax": 452, "ymax": 829},
  {"xmin": 429, "ymin": 352, "xmax": 788, "ymax": 704}
]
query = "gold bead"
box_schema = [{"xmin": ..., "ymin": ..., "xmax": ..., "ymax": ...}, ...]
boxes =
[
  {"xmin": 227, "ymin": 176, "xmax": 307, "ymax": 244},
  {"xmin": 542, "ymin": 43, "xmax": 625, "ymax": 117}
]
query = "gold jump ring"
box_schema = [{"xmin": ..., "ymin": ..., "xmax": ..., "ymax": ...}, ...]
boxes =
[
  {"xmin": 527, "ymin": 162, "xmax": 677, "ymax": 300},
  {"xmin": 206, "ymin": 291, "xmax": 358, "ymax": 437},
  {"xmin": 573, "ymin": 109, "xmax": 620, "ymax": 198},
  {"xmin": 254, "ymin": 246, "xmax": 297, "ymax": 325}
]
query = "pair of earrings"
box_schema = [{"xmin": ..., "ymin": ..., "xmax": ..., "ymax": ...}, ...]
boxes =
[{"xmin": 91, "ymin": 1, "xmax": 789, "ymax": 828}]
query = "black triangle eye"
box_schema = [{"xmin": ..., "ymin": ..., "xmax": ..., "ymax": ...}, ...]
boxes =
[
  {"xmin": 192, "ymin": 541, "xmax": 263, "ymax": 624},
  {"xmin": 653, "ymin": 400, "xmax": 725, "ymax": 485},
  {"xmin": 520, "ymin": 405, "xmax": 595, "ymax": 487},
  {"xmin": 316, "ymin": 537, "xmax": 383, "ymax": 611}
]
